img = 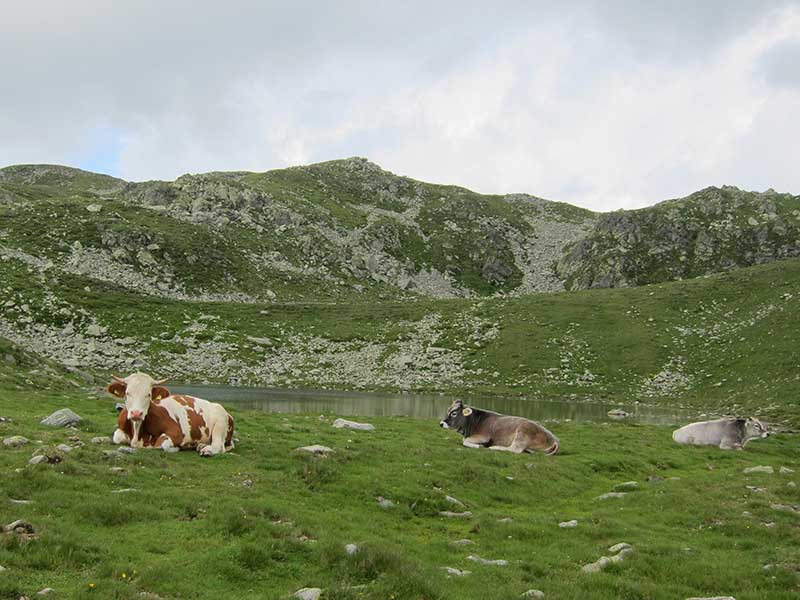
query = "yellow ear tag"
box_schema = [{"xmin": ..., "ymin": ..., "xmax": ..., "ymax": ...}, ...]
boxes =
[
  {"xmin": 462, "ymin": 407, "xmax": 473, "ymax": 416},
  {"xmin": 155, "ymin": 394, "xmax": 163, "ymax": 401}
]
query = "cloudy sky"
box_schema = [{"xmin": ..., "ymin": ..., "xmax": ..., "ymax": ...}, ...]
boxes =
[{"xmin": 1, "ymin": 1, "xmax": 798, "ymax": 211}]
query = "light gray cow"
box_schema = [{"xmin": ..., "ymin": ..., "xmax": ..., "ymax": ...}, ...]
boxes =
[{"xmin": 672, "ymin": 417, "xmax": 769, "ymax": 450}]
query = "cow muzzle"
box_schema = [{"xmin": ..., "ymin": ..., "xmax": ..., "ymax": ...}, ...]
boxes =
[
  {"xmin": 439, "ymin": 421, "xmax": 449, "ymax": 429},
  {"xmin": 129, "ymin": 410, "xmax": 144, "ymax": 421}
]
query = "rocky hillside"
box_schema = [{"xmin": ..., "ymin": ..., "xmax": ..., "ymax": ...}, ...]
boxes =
[
  {"xmin": 557, "ymin": 186, "xmax": 800, "ymax": 290},
  {"xmin": 4, "ymin": 158, "xmax": 796, "ymax": 303}
]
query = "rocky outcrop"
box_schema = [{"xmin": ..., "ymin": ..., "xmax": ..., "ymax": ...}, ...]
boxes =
[{"xmin": 558, "ymin": 186, "xmax": 800, "ymax": 290}]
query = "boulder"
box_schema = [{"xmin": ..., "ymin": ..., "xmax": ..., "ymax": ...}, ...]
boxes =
[
  {"xmin": 295, "ymin": 445, "xmax": 333, "ymax": 455},
  {"xmin": 40, "ymin": 409, "xmax": 82, "ymax": 427},
  {"xmin": 332, "ymin": 418, "xmax": 375, "ymax": 431},
  {"xmin": 743, "ymin": 466, "xmax": 774, "ymax": 474},
  {"xmin": 3, "ymin": 435, "xmax": 29, "ymax": 448}
]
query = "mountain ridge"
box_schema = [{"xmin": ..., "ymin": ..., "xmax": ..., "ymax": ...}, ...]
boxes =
[{"xmin": 1, "ymin": 157, "xmax": 799, "ymax": 302}]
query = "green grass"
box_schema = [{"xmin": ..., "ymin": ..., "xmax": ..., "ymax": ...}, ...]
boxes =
[{"xmin": 0, "ymin": 388, "xmax": 798, "ymax": 599}]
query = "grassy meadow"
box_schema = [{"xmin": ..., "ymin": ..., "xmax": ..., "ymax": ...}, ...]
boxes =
[{"xmin": 1, "ymin": 388, "xmax": 798, "ymax": 600}]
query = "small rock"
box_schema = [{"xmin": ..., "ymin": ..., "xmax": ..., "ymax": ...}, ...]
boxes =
[
  {"xmin": 521, "ymin": 591, "xmax": 545, "ymax": 599},
  {"xmin": 8, "ymin": 499, "xmax": 32, "ymax": 505},
  {"xmin": 345, "ymin": 543, "xmax": 359, "ymax": 555},
  {"xmin": 3, "ymin": 436, "xmax": 28, "ymax": 448},
  {"xmin": 441, "ymin": 567, "xmax": 471, "ymax": 577},
  {"xmin": 467, "ymin": 555, "xmax": 508, "ymax": 566},
  {"xmin": 91, "ymin": 437, "xmax": 111, "ymax": 444},
  {"xmin": 376, "ymin": 496, "xmax": 394, "ymax": 508},
  {"xmin": 450, "ymin": 539, "xmax": 474, "ymax": 546},
  {"xmin": 109, "ymin": 467, "xmax": 125, "ymax": 473},
  {"xmin": 497, "ymin": 517, "xmax": 514, "ymax": 523},
  {"xmin": 293, "ymin": 588, "xmax": 322, "ymax": 600},
  {"xmin": 85, "ymin": 323, "xmax": 103, "ymax": 337},
  {"xmin": 439, "ymin": 511, "xmax": 472, "ymax": 518},
  {"xmin": 332, "ymin": 418, "xmax": 375, "ymax": 431},
  {"xmin": 770, "ymin": 503, "xmax": 800, "ymax": 514},
  {"xmin": 28, "ymin": 455, "xmax": 48, "ymax": 465},
  {"xmin": 743, "ymin": 466, "xmax": 774, "ymax": 474},
  {"xmin": 444, "ymin": 495, "xmax": 464, "ymax": 507},
  {"xmin": 40, "ymin": 409, "xmax": 82, "ymax": 427},
  {"xmin": 745, "ymin": 486, "xmax": 767, "ymax": 493},
  {"xmin": 685, "ymin": 597, "xmax": 736, "ymax": 600},
  {"xmin": 787, "ymin": 482, "xmax": 797, "ymax": 488},
  {"xmin": 36, "ymin": 589, "xmax": 54, "ymax": 596},
  {"xmin": 779, "ymin": 466, "xmax": 794, "ymax": 474},
  {"xmin": 295, "ymin": 445, "xmax": 333, "ymax": 455},
  {"xmin": 56, "ymin": 444, "xmax": 73, "ymax": 453},
  {"xmin": 110, "ymin": 488, "xmax": 138, "ymax": 494},
  {"xmin": 609, "ymin": 542, "xmax": 632, "ymax": 553},
  {"xmin": 86, "ymin": 203, "xmax": 102, "ymax": 212},
  {"xmin": 613, "ymin": 481, "xmax": 638, "ymax": 492},
  {"xmin": 597, "ymin": 492, "xmax": 627, "ymax": 500},
  {"xmin": 559, "ymin": 520, "xmax": 578, "ymax": 528},
  {"xmin": 607, "ymin": 408, "xmax": 629, "ymax": 418},
  {"xmin": 3, "ymin": 519, "xmax": 35, "ymax": 534}
]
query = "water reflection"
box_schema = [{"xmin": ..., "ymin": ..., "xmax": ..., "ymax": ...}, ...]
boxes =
[{"xmin": 171, "ymin": 385, "xmax": 688, "ymax": 425}]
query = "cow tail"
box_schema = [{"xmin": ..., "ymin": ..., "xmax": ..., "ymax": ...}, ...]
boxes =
[{"xmin": 545, "ymin": 439, "xmax": 560, "ymax": 455}]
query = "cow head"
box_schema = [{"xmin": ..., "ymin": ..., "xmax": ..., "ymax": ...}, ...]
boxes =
[
  {"xmin": 439, "ymin": 399, "xmax": 473, "ymax": 434},
  {"xmin": 744, "ymin": 417, "xmax": 769, "ymax": 440},
  {"xmin": 107, "ymin": 372, "xmax": 170, "ymax": 446}
]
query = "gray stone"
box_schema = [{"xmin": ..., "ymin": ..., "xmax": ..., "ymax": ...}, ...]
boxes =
[
  {"xmin": 607, "ymin": 408, "xmax": 629, "ymax": 418},
  {"xmin": 743, "ymin": 465, "xmax": 774, "ymax": 474},
  {"xmin": 86, "ymin": 203, "xmax": 102, "ymax": 212},
  {"xmin": 779, "ymin": 466, "xmax": 794, "ymax": 474},
  {"xmin": 56, "ymin": 444, "xmax": 73, "ymax": 453},
  {"xmin": 467, "ymin": 555, "xmax": 508, "ymax": 566},
  {"xmin": 558, "ymin": 520, "xmax": 578, "ymax": 528},
  {"xmin": 295, "ymin": 445, "xmax": 333, "ymax": 455},
  {"xmin": 91, "ymin": 436, "xmax": 111, "ymax": 444},
  {"xmin": 444, "ymin": 494, "xmax": 464, "ymax": 507},
  {"xmin": 86, "ymin": 323, "xmax": 103, "ymax": 337},
  {"xmin": 521, "ymin": 591, "xmax": 545, "ymax": 599},
  {"xmin": 293, "ymin": 588, "xmax": 322, "ymax": 600},
  {"xmin": 28, "ymin": 455, "xmax": 48, "ymax": 465},
  {"xmin": 441, "ymin": 567, "xmax": 471, "ymax": 577},
  {"xmin": 597, "ymin": 492, "xmax": 627, "ymax": 500},
  {"xmin": 450, "ymin": 539, "xmax": 474, "ymax": 546},
  {"xmin": 613, "ymin": 481, "xmax": 639, "ymax": 492},
  {"xmin": 40, "ymin": 408, "xmax": 82, "ymax": 427},
  {"xmin": 332, "ymin": 418, "xmax": 375, "ymax": 431},
  {"xmin": 685, "ymin": 597, "xmax": 736, "ymax": 600},
  {"xmin": 609, "ymin": 542, "xmax": 632, "ymax": 553},
  {"xmin": 345, "ymin": 543, "xmax": 359, "ymax": 555},
  {"xmin": 36, "ymin": 588, "xmax": 55, "ymax": 596},
  {"xmin": 439, "ymin": 511, "xmax": 472, "ymax": 518},
  {"xmin": 376, "ymin": 496, "xmax": 395, "ymax": 509},
  {"xmin": 3, "ymin": 435, "xmax": 29, "ymax": 447}
]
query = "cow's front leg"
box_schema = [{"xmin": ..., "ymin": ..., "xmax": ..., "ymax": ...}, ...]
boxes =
[
  {"xmin": 463, "ymin": 435, "xmax": 490, "ymax": 449},
  {"xmin": 130, "ymin": 420, "xmax": 145, "ymax": 449},
  {"xmin": 198, "ymin": 422, "xmax": 227, "ymax": 457},
  {"xmin": 112, "ymin": 429, "xmax": 130, "ymax": 445}
]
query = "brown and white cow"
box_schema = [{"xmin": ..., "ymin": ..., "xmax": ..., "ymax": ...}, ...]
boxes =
[
  {"xmin": 108, "ymin": 372, "xmax": 234, "ymax": 457},
  {"xmin": 439, "ymin": 399, "xmax": 560, "ymax": 455}
]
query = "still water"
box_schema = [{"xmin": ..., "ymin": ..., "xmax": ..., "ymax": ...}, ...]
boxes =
[{"xmin": 170, "ymin": 385, "xmax": 690, "ymax": 425}]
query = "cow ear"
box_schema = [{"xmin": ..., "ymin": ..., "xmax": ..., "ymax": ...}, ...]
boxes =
[
  {"xmin": 462, "ymin": 407, "xmax": 473, "ymax": 416},
  {"xmin": 108, "ymin": 382, "xmax": 126, "ymax": 398},
  {"xmin": 152, "ymin": 386, "xmax": 171, "ymax": 401}
]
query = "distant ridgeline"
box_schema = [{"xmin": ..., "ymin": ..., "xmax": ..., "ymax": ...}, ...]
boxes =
[{"xmin": 1, "ymin": 158, "xmax": 797, "ymax": 302}]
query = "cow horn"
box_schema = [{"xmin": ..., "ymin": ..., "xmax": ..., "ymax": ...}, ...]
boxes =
[
  {"xmin": 153, "ymin": 378, "xmax": 168, "ymax": 385},
  {"xmin": 112, "ymin": 374, "xmax": 126, "ymax": 383}
]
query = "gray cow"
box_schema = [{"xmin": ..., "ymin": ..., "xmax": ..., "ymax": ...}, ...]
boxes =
[
  {"xmin": 439, "ymin": 399, "xmax": 560, "ymax": 455},
  {"xmin": 672, "ymin": 417, "xmax": 769, "ymax": 450}
]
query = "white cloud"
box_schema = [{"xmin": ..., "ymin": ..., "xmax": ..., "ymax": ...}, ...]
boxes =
[{"xmin": 0, "ymin": 1, "xmax": 798, "ymax": 211}]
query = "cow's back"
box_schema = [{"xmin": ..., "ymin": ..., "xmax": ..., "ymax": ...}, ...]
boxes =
[{"xmin": 673, "ymin": 419, "xmax": 731, "ymax": 445}]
